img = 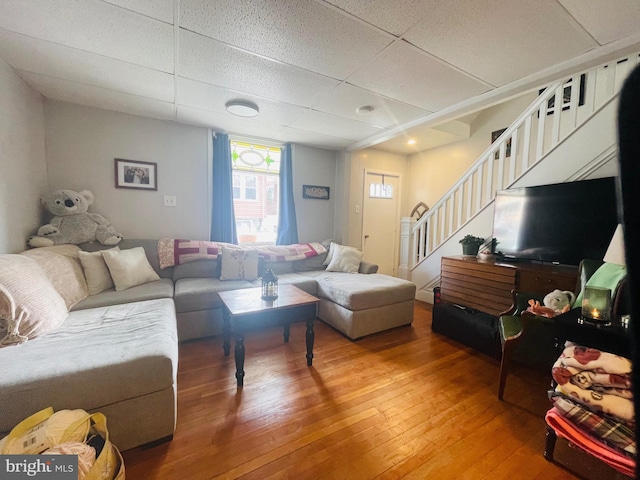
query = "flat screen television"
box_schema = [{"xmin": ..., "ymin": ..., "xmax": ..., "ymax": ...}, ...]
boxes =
[{"xmin": 492, "ymin": 177, "xmax": 618, "ymax": 266}]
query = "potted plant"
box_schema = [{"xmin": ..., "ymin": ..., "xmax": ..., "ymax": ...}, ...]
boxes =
[{"xmin": 459, "ymin": 235, "xmax": 485, "ymax": 256}]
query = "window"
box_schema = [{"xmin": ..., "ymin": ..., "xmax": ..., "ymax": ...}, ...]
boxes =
[
  {"xmin": 232, "ymin": 173, "xmax": 257, "ymax": 200},
  {"xmin": 369, "ymin": 182, "xmax": 394, "ymax": 199},
  {"xmin": 231, "ymin": 140, "xmax": 281, "ymax": 244}
]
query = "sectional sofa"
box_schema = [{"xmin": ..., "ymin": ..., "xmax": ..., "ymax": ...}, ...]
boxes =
[{"xmin": 0, "ymin": 239, "xmax": 416, "ymax": 451}]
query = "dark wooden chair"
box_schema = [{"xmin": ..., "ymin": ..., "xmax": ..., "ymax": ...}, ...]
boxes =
[{"xmin": 497, "ymin": 259, "xmax": 614, "ymax": 400}]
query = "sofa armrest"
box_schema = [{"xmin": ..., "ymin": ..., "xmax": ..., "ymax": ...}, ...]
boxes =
[{"xmin": 358, "ymin": 261, "xmax": 378, "ymax": 274}]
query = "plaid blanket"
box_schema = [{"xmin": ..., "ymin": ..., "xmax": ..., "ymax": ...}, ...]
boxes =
[
  {"xmin": 158, "ymin": 238, "xmax": 326, "ymax": 269},
  {"xmin": 549, "ymin": 391, "xmax": 636, "ymax": 458},
  {"xmin": 545, "ymin": 407, "xmax": 635, "ymax": 476}
]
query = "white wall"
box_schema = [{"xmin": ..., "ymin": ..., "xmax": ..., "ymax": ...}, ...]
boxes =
[
  {"xmin": 0, "ymin": 58, "xmax": 48, "ymax": 253},
  {"xmin": 291, "ymin": 144, "xmax": 337, "ymax": 243},
  {"xmin": 406, "ymin": 93, "xmax": 537, "ymax": 212},
  {"xmin": 44, "ymin": 100, "xmax": 210, "ymax": 240},
  {"xmin": 42, "ymin": 101, "xmax": 337, "ymax": 242}
]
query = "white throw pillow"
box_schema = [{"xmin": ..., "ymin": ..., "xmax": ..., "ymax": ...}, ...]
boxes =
[
  {"xmin": 79, "ymin": 247, "xmax": 119, "ymax": 295},
  {"xmin": 323, "ymin": 241, "xmax": 337, "ymax": 266},
  {"xmin": 101, "ymin": 247, "xmax": 160, "ymax": 291},
  {"xmin": 325, "ymin": 244, "xmax": 363, "ymax": 273},
  {"xmin": 220, "ymin": 247, "xmax": 259, "ymax": 280},
  {"xmin": 0, "ymin": 255, "xmax": 68, "ymax": 347}
]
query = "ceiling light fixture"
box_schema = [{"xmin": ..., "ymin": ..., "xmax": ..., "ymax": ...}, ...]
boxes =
[
  {"xmin": 226, "ymin": 100, "xmax": 259, "ymax": 118},
  {"xmin": 356, "ymin": 105, "xmax": 375, "ymax": 115},
  {"xmin": 408, "ymin": 139, "xmax": 416, "ymax": 145}
]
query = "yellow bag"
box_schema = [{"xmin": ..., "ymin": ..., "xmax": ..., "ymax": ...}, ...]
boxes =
[
  {"xmin": 61, "ymin": 412, "xmax": 125, "ymax": 480},
  {"xmin": 0, "ymin": 408, "xmax": 124, "ymax": 480},
  {"xmin": 0, "ymin": 407, "xmax": 55, "ymax": 454}
]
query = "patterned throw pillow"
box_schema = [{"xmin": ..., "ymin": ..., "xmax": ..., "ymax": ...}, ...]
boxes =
[{"xmin": 220, "ymin": 248, "xmax": 259, "ymax": 281}]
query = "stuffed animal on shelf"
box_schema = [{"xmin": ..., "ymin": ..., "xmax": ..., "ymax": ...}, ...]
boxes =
[
  {"xmin": 28, "ymin": 189, "xmax": 123, "ymax": 248},
  {"xmin": 527, "ymin": 289, "xmax": 575, "ymax": 318}
]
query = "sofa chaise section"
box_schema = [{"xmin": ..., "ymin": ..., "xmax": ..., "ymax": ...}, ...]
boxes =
[{"xmin": 0, "ymin": 298, "xmax": 178, "ymax": 452}]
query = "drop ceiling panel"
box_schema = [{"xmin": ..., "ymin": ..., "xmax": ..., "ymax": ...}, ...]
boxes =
[
  {"xmin": 404, "ymin": 0, "xmax": 597, "ymax": 87},
  {"xmin": 20, "ymin": 71, "xmax": 175, "ymax": 121},
  {"xmin": 0, "ymin": 31, "xmax": 174, "ymax": 102},
  {"xmin": 179, "ymin": 30, "xmax": 341, "ymax": 107},
  {"xmin": 292, "ymin": 109, "xmax": 384, "ymax": 141},
  {"xmin": 559, "ymin": 0, "xmax": 640, "ymax": 46},
  {"xmin": 0, "ymin": 0, "xmax": 637, "ymax": 154},
  {"xmin": 177, "ymin": 77, "xmax": 307, "ymax": 126},
  {"xmin": 374, "ymin": 126, "xmax": 466, "ymax": 155},
  {"xmin": 311, "ymin": 83, "xmax": 430, "ymax": 128},
  {"xmin": 323, "ymin": 0, "xmax": 431, "ymax": 36},
  {"xmin": 102, "ymin": 0, "xmax": 174, "ymax": 24},
  {"xmin": 348, "ymin": 41, "xmax": 490, "ymax": 111},
  {"xmin": 177, "ymin": 105, "xmax": 353, "ymax": 150},
  {"xmin": 180, "ymin": 0, "xmax": 392, "ymax": 80},
  {"xmin": 0, "ymin": 0, "xmax": 174, "ymax": 72}
]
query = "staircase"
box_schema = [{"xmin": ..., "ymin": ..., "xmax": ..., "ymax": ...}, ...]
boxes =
[{"xmin": 402, "ymin": 52, "xmax": 640, "ymax": 303}]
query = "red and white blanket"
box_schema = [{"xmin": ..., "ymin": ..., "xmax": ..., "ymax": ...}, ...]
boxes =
[{"xmin": 158, "ymin": 238, "xmax": 326, "ymax": 269}]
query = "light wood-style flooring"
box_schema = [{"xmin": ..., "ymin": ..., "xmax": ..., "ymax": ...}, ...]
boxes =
[{"xmin": 122, "ymin": 302, "xmax": 626, "ymax": 479}]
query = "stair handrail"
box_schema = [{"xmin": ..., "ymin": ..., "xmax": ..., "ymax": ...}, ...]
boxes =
[{"xmin": 409, "ymin": 52, "xmax": 639, "ymax": 270}]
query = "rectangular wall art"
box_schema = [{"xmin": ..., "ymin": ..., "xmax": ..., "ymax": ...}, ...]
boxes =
[
  {"xmin": 114, "ymin": 158, "xmax": 157, "ymax": 191},
  {"xmin": 302, "ymin": 185, "xmax": 330, "ymax": 200}
]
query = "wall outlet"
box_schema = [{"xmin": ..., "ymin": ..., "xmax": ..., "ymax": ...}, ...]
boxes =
[{"xmin": 163, "ymin": 195, "xmax": 177, "ymax": 207}]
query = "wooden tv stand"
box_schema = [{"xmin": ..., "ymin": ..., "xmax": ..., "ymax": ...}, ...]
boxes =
[{"xmin": 440, "ymin": 256, "xmax": 579, "ymax": 316}]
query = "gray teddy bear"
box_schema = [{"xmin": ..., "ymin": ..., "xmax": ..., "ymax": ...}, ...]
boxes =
[{"xmin": 28, "ymin": 189, "xmax": 123, "ymax": 248}]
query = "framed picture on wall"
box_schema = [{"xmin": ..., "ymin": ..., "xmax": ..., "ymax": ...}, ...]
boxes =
[
  {"xmin": 491, "ymin": 129, "xmax": 512, "ymax": 160},
  {"xmin": 114, "ymin": 158, "xmax": 157, "ymax": 190},
  {"xmin": 302, "ymin": 185, "xmax": 330, "ymax": 200}
]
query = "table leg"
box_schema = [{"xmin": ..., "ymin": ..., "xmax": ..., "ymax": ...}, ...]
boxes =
[
  {"xmin": 223, "ymin": 311, "xmax": 231, "ymax": 357},
  {"xmin": 544, "ymin": 426, "xmax": 557, "ymax": 461},
  {"xmin": 283, "ymin": 323, "xmax": 290, "ymax": 343},
  {"xmin": 234, "ymin": 331, "xmax": 245, "ymax": 387},
  {"xmin": 306, "ymin": 318, "xmax": 314, "ymax": 366}
]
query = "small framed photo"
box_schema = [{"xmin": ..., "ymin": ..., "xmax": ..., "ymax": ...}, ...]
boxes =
[
  {"xmin": 302, "ymin": 185, "xmax": 330, "ymax": 200},
  {"xmin": 114, "ymin": 158, "xmax": 157, "ymax": 190},
  {"xmin": 491, "ymin": 128, "xmax": 512, "ymax": 160}
]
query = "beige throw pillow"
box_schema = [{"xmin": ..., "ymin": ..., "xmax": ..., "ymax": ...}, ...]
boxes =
[
  {"xmin": 79, "ymin": 247, "xmax": 119, "ymax": 295},
  {"xmin": 20, "ymin": 245, "xmax": 89, "ymax": 309},
  {"xmin": 0, "ymin": 255, "xmax": 68, "ymax": 347},
  {"xmin": 101, "ymin": 247, "xmax": 160, "ymax": 291},
  {"xmin": 325, "ymin": 244, "xmax": 363, "ymax": 273},
  {"xmin": 220, "ymin": 248, "xmax": 259, "ymax": 280}
]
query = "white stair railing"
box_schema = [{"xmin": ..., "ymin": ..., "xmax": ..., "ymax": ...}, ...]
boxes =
[{"xmin": 409, "ymin": 52, "xmax": 639, "ymax": 270}]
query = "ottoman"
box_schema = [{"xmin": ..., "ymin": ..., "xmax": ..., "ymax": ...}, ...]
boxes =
[{"xmin": 315, "ymin": 273, "xmax": 416, "ymax": 339}]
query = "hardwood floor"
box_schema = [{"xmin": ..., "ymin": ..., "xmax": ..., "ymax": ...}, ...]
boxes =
[{"xmin": 122, "ymin": 302, "xmax": 623, "ymax": 479}]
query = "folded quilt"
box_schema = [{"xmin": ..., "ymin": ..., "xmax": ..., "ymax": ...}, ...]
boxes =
[
  {"xmin": 158, "ymin": 238, "xmax": 326, "ymax": 269},
  {"xmin": 549, "ymin": 392, "xmax": 636, "ymax": 457},
  {"xmin": 545, "ymin": 407, "xmax": 635, "ymax": 477}
]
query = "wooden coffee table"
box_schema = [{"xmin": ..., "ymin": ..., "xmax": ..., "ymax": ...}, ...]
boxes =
[{"xmin": 219, "ymin": 284, "xmax": 320, "ymax": 387}]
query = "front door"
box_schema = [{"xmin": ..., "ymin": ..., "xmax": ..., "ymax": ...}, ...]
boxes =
[{"xmin": 362, "ymin": 170, "xmax": 401, "ymax": 276}]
